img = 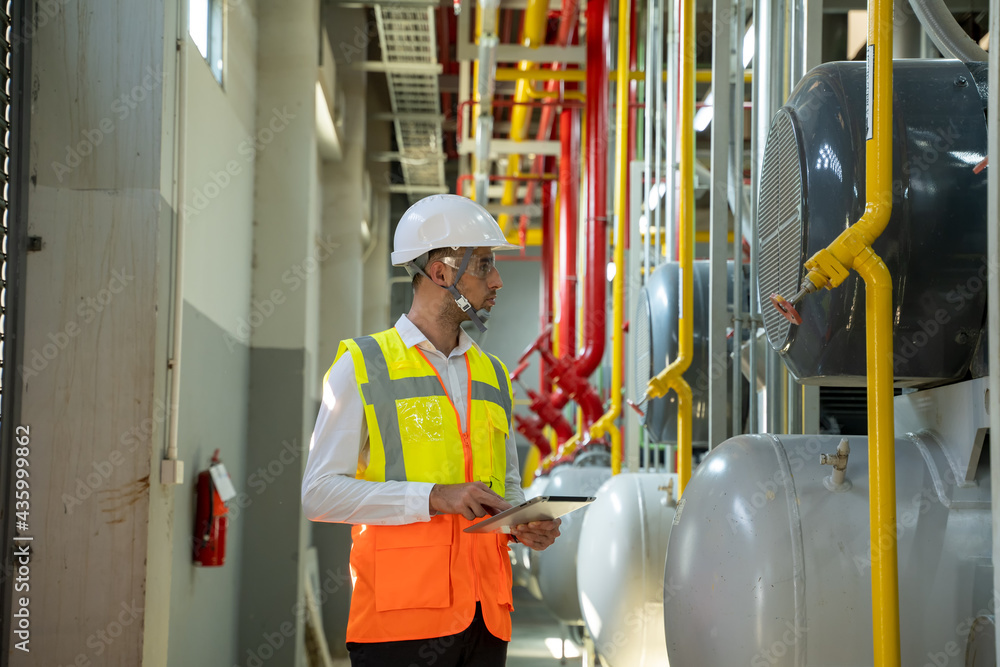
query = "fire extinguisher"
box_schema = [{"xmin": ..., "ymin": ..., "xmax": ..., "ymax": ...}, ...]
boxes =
[{"xmin": 193, "ymin": 449, "xmax": 229, "ymax": 567}]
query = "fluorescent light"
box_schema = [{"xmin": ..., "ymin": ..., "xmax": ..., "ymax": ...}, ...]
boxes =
[
  {"xmin": 647, "ymin": 182, "xmax": 667, "ymax": 211},
  {"xmin": 742, "ymin": 24, "xmax": 755, "ymax": 67},
  {"xmin": 694, "ymin": 90, "xmax": 714, "ymax": 132},
  {"xmin": 545, "ymin": 638, "xmax": 581, "ymax": 659},
  {"xmin": 606, "ymin": 262, "xmax": 616, "ymax": 282}
]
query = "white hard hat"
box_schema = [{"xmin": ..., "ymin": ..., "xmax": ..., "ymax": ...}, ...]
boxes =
[{"xmin": 391, "ymin": 194, "xmax": 520, "ymax": 266}]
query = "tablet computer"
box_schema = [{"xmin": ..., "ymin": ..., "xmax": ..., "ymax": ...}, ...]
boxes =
[{"xmin": 463, "ymin": 496, "xmax": 596, "ymax": 534}]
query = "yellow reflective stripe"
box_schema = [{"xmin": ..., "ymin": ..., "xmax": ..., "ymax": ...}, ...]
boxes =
[{"xmin": 353, "ymin": 335, "xmax": 446, "ymax": 481}]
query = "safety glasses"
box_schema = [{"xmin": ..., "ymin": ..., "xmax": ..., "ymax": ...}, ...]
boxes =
[{"xmin": 439, "ymin": 253, "xmax": 497, "ymax": 279}]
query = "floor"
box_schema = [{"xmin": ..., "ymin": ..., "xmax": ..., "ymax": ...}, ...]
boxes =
[
  {"xmin": 329, "ymin": 587, "xmax": 584, "ymax": 667},
  {"xmin": 507, "ymin": 587, "xmax": 584, "ymax": 667}
]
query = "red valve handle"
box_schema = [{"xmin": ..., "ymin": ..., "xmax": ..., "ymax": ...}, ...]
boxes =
[{"xmin": 770, "ymin": 293, "xmax": 803, "ymax": 325}]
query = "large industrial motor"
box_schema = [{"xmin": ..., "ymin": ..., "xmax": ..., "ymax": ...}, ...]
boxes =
[
  {"xmin": 577, "ymin": 472, "xmax": 676, "ymax": 667},
  {"xmin": 662, "ymin": 417, "xmax": 992, "ymax": 664},
  {"xmin": 757, "ymin": 60, "xmax": 989, "ymax": 386},
  {"xmin": 634, "ymin": 260, "xmax": 744, "ymax": 445},
  {"xmin": 533, "ymin": 450, "xmax": 612, "ymax": 624}
]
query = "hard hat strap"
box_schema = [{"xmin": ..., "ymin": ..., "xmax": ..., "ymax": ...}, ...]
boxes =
[{"xmin": 407, "ymin": 247, "xmax": 489, "ymax": 333}]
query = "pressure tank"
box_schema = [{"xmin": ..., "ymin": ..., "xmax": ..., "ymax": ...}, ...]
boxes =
[
  {"xmin": 663, "ymin": 430, "xmax": 992, "ymax": 665},
  {"xmin": 534, "ymin": 453, "xmax": 612, "ymax": 624},
  {"xmin": 757, "ymin": 59, "xmax": 989, "ymax": 387},
  {"xmin": 634, "ymin": 260, "xmax": 745, "ymax": 445},
  {"xmin": 510, "ymin": 476, "xmax": 549, "ymax": 598},
  {"xmin": 577, "ymin": 472, "xmax": 676, "ymax": 667}
]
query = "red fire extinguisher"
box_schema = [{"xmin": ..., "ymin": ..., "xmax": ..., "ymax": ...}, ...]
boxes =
[{"xmin": 193, "ymin": 449, "xmax": 229, "ymax": 567}]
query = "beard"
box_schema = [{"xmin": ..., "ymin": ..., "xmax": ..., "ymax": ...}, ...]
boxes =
[{"xmin": 438, "ymin": 295, "xmax": 492, "ymax": 326}]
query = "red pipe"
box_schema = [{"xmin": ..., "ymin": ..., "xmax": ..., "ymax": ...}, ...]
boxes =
[
  {"xmin": 558, "ymin": 106, "xmax": 579, "ymax": 362},
  {"xmin": 576, "ymin": 0, "xmax": 609, "ymax": 381},
  {"xmin": 540, "ymin": 176, "xmax": 555, "ymax": 390}
]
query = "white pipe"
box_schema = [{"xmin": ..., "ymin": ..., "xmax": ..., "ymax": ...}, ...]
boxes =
[
  {"xmin": 473, "ymin": 19, "xmax": 498, "ymax": 202},
  {"xmin": 988, "ymin": 0, "xmax": 1000, "ymax": 658},
  {"xmin": 643, "ymin": 0, "xmax": 654, "ymax": 283},
  {"xmin": 908, "ymin": 0, "xmax": 988, "ymax": 61},
  {"xmin": 164, "ymin": 0, "xmax": 190, "ymax": 484}
]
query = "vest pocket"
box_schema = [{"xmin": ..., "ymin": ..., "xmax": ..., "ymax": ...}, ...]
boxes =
[{"xmin": 374, "ymin": 519, "xmax": 453, "ymax": 611}]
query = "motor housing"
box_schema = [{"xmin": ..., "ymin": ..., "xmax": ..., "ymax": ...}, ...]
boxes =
[{"xmin": 757, "ymin": 60, "xmax": 989, "ymax": 387}]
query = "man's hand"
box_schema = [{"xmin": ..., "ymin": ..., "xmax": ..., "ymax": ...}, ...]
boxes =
[
  {"xmin": 511, "ymin": 518, "xmax": 561, "ymax": 550},
  {"xmin": 429, "ymin": 482, "xmax": 512, "ymax": 521}
]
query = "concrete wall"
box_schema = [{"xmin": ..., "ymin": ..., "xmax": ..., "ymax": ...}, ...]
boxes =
[
  {"xmin": 166, "ymin": 1, "xmax": 258, "ymax": 665},
  {"xmin": 238, "ymin": 1, "xmax": 320, "ymax": 665},
  {"xmin": 13, "ymin": 1, "xmax": 174, "ymax": 665}
]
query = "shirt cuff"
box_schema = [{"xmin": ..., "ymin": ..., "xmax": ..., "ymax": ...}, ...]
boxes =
[{"xmin": 405, "ymin": 482, "xmax": 436, "ymax": 523}]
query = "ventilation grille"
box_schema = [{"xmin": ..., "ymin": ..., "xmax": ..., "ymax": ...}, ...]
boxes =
[
  {"xmin": 757, "ymin": 110, "xmax": 804, "ymax": 350},
  {"xmin": 633, "ymin": 287, "xmax": 652, "ymax": 405}
]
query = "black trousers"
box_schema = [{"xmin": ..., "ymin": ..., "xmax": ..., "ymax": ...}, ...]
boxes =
[{"xmin": 347, "ymin": 604, "xmax": 508, "ymax": 667}]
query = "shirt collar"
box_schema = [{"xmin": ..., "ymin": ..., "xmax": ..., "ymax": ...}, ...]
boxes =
[{"xmin": 395, "ymin": 314, "xmax": 479, "ymax": 358}]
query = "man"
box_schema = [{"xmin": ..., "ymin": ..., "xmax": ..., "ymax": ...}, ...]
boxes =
[{"xmin": 302, "ymin": 194, "xmax": 561, "ymax": 666}]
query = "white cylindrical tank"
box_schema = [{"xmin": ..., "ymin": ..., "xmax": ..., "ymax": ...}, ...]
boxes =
[
  {"xmin": 664, "ymin": 433, "xmax": 993, "ymax": 665},
  {"xmin": 578, "ymin": 472, "xmax": 676, "ymax": 667},
  {"xmin": 511, "ymin": 476, "xmax": 549, "ymax": 598},
  {"xmin": 534, "ymin": 460, "xmax": 612, "ymax": 624}
]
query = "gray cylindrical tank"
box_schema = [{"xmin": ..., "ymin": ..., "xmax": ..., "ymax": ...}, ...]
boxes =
[
  {"xmin": 534, "ymin": 462, "xmax": 612, "ymax": 624},
  {"xmin": 634, "ymin": 260, "xmax": 742, "ymax": 445},
  {"xmin": 663, "ymin": 433, "xmax": 993, "ymax": 665},
  {"xmin": 510, "ymin": 476, "xmax": 549, "ymax": 598},
  {"xmin": 577, "ymin": 473, "xmax": 676, "ymax": 667}
]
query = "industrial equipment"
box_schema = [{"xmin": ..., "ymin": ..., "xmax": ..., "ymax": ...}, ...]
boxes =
[
  {"xmin": 663, "ymin": 393, "xmax": 992, "ymax": 663},
  {"xmin": 757, "ymin": 60, "xmax": 989, "ymax": 386},
  {"xmin": 577, "ymin": 472, "xmax": 677, "ymax": 667},
  {"xmin": 533, "ymin": 450, "xmax": 612, "ymax": 625},
  {"xmin": 634, "ymin": 260, "xmax": 745, "ymax": 446}
]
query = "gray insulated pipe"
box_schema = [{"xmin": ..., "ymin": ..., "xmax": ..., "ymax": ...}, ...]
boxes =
[{"xmin": 908, "ymin": 0, "xmax": 988, "ymax": 61}]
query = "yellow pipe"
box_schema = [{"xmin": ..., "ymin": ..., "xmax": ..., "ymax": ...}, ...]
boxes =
[
  {"xmin": 497, "ymin": 0, "xmax": 551, "ymax": 232},
  {"xmin": 494, "ymin": 68, "xmax": 751, "ymax": 83},
  {"xmin": 522, "ymin": 0, "xmax": 549, "ymax": 47},
  {"xmin": 789, "ymin": 0, "xmax": 897, "ymax": 662},
  {"xmin": 502, "ymin": 228, "xmax": 543, "ymax": 246},
  {"xmin": 641, "ymin": 229, "xmax": 733, "ymax": 243},
  {"xmin": 523, "ymin": 80, "xmax": 587, "ymax": 102},
  {"xmin": 521, "ymin": 444, "xmax": 541, "ymax": 486},
  {"xmin": 639, "ymin": 0, "xmax": 695, "ymax": 494},
  {"xmin": 588, "ymin": 0, "xmax": 629, "ymax": 475},
  {"xmin": 540, "ymin": 433, "xmax": 581, "ymax": 472}
]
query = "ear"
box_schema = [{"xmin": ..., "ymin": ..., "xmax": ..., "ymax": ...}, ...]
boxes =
[{"xmin": 426, "ymin": 258, "xmax": 451, "ymax": 287}]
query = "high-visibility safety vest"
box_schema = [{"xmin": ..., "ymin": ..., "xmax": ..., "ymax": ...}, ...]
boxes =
[{"xmin": 335, "ymin": 327, "xmax": 516, "ymax": 643}]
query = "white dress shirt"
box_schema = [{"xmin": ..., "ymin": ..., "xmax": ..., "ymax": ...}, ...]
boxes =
[{"xmin": 302, "ymin": 314, "xmax": 526, "ymax": 526}]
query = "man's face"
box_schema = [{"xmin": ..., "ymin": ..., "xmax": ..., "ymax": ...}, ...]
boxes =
[{"xmin": 438, "ymin": 247, "xmax": 503, "ymax": 312}]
